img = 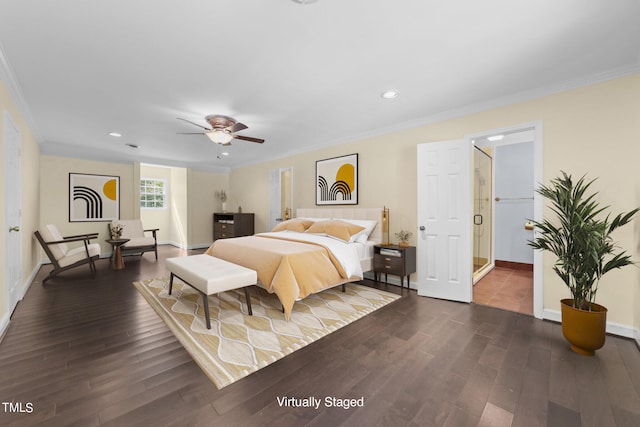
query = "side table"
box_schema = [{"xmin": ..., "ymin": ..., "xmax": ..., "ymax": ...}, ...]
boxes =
[
  {"xmin": 373, "ymin": 244, "xmax": 417, "ymax": 290},
  {"xmin": 106, "ymin": 238, "xmax": 130, "ymax": 270}
]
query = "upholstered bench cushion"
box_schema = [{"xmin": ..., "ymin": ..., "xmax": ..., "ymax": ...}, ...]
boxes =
[{"xmin": 165, "ymin": 254, "xmax": 257, "ymax": 295}]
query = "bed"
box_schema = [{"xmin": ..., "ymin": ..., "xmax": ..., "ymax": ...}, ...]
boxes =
[{"xmin": 204, "ymin": 207, "xmax": 383, "ymax": 319}]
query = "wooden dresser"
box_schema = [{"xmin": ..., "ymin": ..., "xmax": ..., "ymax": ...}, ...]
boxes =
[{"xmin": 213, "ymin": 213, "xmax": 255, "ymax": 241}]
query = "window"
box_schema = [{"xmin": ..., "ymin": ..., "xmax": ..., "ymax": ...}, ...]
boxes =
[{"xmin": 140, "ymin": 178, "xmax": 167, "ymax": 209}]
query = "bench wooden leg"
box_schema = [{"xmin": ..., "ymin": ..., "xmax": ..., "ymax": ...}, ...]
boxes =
[
  {"xmin": 244, "ymin": 287, "xmax": 253, "ymax": 315},
  {"xmin": 169, "ymin": 273, "xmax": 174, "ymax": 294},
  {"xmin": 201, "ymin": 291, "xmax": 211, "ymax": 329}
]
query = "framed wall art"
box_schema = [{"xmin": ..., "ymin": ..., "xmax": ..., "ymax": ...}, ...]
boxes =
[
  {"xmin": 69, "ymin": 173, "xmax": 120, "ymax": 222},
  {"xmin": 316, "ymin": 153, "xmax": 358, "ymax": 205}
]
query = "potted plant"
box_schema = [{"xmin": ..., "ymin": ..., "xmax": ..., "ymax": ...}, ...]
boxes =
[
  {"xmin": 395, "ymin": 230, "xmax": 412, "ymax": 248},
  {"xmin": 215, "ymin": 189, "xmax": 228, "ymax": 212},
  {"xmin": 528, "ymin": 171, "xmax": 639, "ymax": 355},
  {"xmin": 110, "ymin": 223, "xmax": 125, "ymax": 240}
]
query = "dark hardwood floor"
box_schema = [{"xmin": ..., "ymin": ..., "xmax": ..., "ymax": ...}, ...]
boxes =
[{"xmin": 1, "ymin": 245, "xmax": 640, "ymax": 426}]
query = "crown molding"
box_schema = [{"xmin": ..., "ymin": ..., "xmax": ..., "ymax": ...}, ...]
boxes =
[
  {"xmin": 0, "ymin": 43, "xmax": 41, "ymax": 142},
  {"xmin": 232, "ymin": 64, "xmax": 640, "ymax": 170}
]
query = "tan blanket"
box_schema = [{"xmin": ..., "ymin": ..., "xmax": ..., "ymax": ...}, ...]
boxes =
[{"xmin": 204, "ymin": 234, "xmax": 356, "ymax": 319}]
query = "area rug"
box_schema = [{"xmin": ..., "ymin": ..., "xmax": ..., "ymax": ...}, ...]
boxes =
[{"xmin": 133, "ymin": 277, "xmax": 400, "ymax": 389}]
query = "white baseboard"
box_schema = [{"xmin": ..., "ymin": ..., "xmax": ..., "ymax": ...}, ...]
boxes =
[
  {"xmin": 634, "ymin": 327, "xmax": 640, "ymax": 349},
  {"xmin": 20, "ymin": 260, "xmax": 43, "ymax": 297},
  {"xmin": 0, "ymin": 261, "xmax": 43, "ymax": 344},
  {"xmin": 0, "ymin": 312, "xmax": 9, "ymax": 344},
  {"xmin": 157, "ymin": 241, "xmax": 211, "ymax": 250},
  {"xmin": 542, "ymin": 308, "xmax": 637, "ymax": 339}
]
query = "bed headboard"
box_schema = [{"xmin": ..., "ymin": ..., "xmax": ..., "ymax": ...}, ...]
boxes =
[{"xmin": 296, "ymin": 207, "xmax": 384, "ymax": 244}]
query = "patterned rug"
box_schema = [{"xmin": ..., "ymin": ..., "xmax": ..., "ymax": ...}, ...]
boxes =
[{"xmin": 133, "ymin": 277, "xmax": 400, "ymax": 389}]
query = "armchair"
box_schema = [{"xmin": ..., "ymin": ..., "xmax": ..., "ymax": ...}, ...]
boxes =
[
  {"xmin": 110, "ymin": 219, "xmax": 159, "ymax": 260},
  {"xmin": 34, "ymin": 224, "xmax": 101, "ymax": 283}
]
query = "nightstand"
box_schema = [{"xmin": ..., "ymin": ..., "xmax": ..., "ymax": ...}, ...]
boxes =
[{"xmin": 373, "ymin": 244, "xmax": 416, "ymax": 290}]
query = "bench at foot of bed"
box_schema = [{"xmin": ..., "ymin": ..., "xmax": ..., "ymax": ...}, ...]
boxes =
[{"xmin": 166, "ymin": 254, "xmax": 257, "ymax": 329}]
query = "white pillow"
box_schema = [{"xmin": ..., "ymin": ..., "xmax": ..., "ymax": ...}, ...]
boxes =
[
  {"xmin": 353, "ymin": 232, "xmax": 370, "ymax": 245},
  {"xmin": 334, "ymin": 219, "xmax": 378, "ymax": 243}
]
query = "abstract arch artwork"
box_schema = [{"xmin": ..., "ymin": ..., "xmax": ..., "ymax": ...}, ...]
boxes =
[
  {"xmin": 316, "ymin": 153, "xmax": 358, "ymax": 205},
  {"xmin": 69, "ymin": 173, "xmax": 120, "ymax": 222}
]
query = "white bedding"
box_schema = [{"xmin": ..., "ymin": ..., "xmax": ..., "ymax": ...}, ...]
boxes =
[
  {"xmin": 355, "ymin": 240, "xmax": 376, "ymax": 260},
  {"xmin": 257, "ymin": 231, "xmax": 364, "ymax": 279}
]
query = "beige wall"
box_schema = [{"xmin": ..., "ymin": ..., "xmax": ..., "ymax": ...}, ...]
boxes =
[
  {"xmin": 140, "ymin": 164, "xmax": 173, "ymax": 243},
  {"xmin": 136, "ymin": 165, "xmax": 227, "ymax": 248},
  {"xmin": 37, "ymin": 157, "xmax": 227, "ymax": 254},
  {"xmin": 169, "ymin": 167, "xmax": 188, "ymax": 247},
  {"xmin": 187, "ymin": 169, "xmax": 228, "ymax": 248},
  {"xmin": 1, "ymin": 81, "xmax": 41, "ymax": 324},
  {"xmin": 39, "ymin": 155, "xmax": 138, "ymax": 254},
  {"xmin": 231, "ymin": 73, "xmax": 640, "ymax": 328}
]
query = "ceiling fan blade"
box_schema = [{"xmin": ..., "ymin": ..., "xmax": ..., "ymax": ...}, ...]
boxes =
[
  {"xmin": 176, "ymin": 118, "xmax": 212, "ymax": 131},
  {"xmin": 234, "ymin": 135, "xmax": 265, "ymax": 144},
  {"xmin": 229, "ymin": 122, "xmax": 248, "ymax": 133},
  {"xmin": 176, "ymin": 132, "xmax": 206, "ymax": 135}
]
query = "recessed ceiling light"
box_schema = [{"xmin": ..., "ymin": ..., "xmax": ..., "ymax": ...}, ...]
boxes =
[
  {"xmin": 381, "ymin": 90, "xmax": 399, "ymax": 99},
  {"xmin": 292, "ymin": 0, "xmax": 318, "ymax": 4},
  {"xmin": 221, "ymin": 151, "xmax": 230, "ymax": 156},
  {"xmin": 109, "ymin": 132, "xmax": 122, "ymax": 137},
  {"xmin": 125, "ymin": 143, "xmax": 140, "ymax": 149},
  {"xmin": 487, "ymin": 134, "xmax": 504, "ymax": 141}
]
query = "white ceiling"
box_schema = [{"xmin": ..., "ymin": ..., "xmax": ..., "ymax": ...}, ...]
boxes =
[{"xmin": 1, "ymin": 0, "xmax": 639, "ymax": 172}]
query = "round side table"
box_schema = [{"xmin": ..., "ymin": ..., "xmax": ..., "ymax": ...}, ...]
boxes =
[{"xmin": 106, "ymin": 238, "xmax": 130, "ymax": 270}]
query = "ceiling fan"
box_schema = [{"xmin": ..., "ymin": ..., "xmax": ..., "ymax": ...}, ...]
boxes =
[{"xmin": 176, "ymin": 115, "xmax": 265, "ymax": 145}]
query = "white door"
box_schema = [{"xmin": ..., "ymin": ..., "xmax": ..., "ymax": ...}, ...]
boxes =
[
  {"xmin": 417, "ymin": 139, "xmax": 473, "ymax": 302},
  {"xmin": 4, "ymin": 111, "xmax": 22, "ymax": 315}
]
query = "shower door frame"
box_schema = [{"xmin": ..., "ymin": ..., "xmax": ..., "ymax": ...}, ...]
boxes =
[{"xmin": 472, "ymin": 145, "xmax": 493, "ymax": 283}]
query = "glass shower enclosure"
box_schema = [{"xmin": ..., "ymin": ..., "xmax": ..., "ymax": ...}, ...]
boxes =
[{"xmin": 473, "ymin": 146, "xmax": 492, "ymax": 280}]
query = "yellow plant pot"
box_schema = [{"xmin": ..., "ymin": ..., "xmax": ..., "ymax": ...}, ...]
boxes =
[{"xmin": 560, "ymin": 298, "xmax": 607, "ymax": 356}]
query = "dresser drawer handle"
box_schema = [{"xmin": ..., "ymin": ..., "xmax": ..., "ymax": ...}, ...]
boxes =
[
  {"xmin": 385, "ymin": 265, "xmax": 391, "ymax": 269},
  {"xmin": 221, "ymin": 225, "xmax": 226, "ymax": 229},
  {"xmin": 384, "ymin": 257, "xmax": 391, "ymax": 261}
]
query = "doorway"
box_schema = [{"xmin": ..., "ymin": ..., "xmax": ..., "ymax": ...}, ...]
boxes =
[
  {"xmin": 269, "ymin": 167, "xmax": 293, "ymax": 230},
  {"xmin": 416, "ymin": 122, "xmax": 543, "ymax": 318},
  {"xmin": 472, "ymin": 129, "xmax": 536, "ymax": 316},
  {"xmin": 4, "ymin": 111, "xmax": 22, "ymax": 318}
]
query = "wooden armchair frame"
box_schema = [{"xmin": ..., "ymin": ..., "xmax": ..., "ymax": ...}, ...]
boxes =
[{"xmin": 34, "ymin": 230, "xmax": 100, "ymax": 283}]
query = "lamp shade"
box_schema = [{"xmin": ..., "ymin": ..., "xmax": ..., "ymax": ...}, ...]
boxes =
[{"xmin": 206, "ymin": 130, "xmax": 233, "ymax": 144}]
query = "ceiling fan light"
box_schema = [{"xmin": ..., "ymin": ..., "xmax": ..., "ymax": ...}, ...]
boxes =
[{"xmin": 206, "ymin": 130, "xmax": 233, "ymax": 144}]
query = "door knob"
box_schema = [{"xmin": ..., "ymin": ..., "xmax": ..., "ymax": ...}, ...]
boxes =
[
  {"xmin": 9, "ymin": 226, "xmax": 20, "ymax": 232},
  {"xmin": 419, "ymin": 226, "xmax": 425, "ymax": 231}
]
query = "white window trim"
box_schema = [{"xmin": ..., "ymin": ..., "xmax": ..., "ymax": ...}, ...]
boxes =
[{"xmin": 140, "ymin": 178, "xmax": 168, "ymax": 210}]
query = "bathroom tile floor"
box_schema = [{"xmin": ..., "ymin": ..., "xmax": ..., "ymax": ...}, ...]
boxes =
[{"xmin": 473, "ymin": 267, "xmax": 533, "ymax": 315}]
